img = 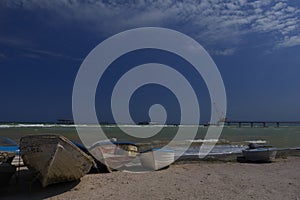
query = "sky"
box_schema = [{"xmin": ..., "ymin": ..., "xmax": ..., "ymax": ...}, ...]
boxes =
[{"xmin": 0, "ymin": 0, "xmax": 300, "ymax": 123}]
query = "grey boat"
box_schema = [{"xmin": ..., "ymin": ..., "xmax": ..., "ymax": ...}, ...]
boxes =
[
  {"xmin": 242, "ymin": 147, "xmax": 277, "ymax": 162},
  {"xmin": 20, "ymin": 135, "xmax": 94, "ymax": 187}
]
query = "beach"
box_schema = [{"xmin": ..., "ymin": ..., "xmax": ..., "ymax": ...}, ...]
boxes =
[
  {"xmin": 2, "ymin": 1, "xmax": 300, "ymax": 199},
  {"xmin": 1, "ymin": 125, "xmax": 300, "ymax": 199},
  {"xmin": 1, "ymin": 156, "xmax": 299, "ymax": 200}
]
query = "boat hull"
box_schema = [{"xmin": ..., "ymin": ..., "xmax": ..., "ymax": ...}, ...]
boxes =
[
  {"xmin": 139, "ymin": 149, "xmax": 175, "ymax": 170},
  {"xmin": 242, "ymin": 148, "xmax": 277, "ymax": 162},
  {"xmin": 20, "ymin": 135, "xmax": 94, "ymax": 187},
  {"xmin": 89, "ymin": 142, "xmax": 138, "ymax": 172}
]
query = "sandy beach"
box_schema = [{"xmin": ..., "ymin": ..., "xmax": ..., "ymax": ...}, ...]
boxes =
[{"xmin": 1, "ymin": 156, "xmax": 299, "ymax": 200}]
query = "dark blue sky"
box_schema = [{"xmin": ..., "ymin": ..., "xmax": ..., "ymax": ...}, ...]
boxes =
[{"xmin": 0, "ymin": 0, "xmax": 300, "ymax": 123}]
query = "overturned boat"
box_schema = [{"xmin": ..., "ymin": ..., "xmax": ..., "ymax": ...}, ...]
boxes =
[
  {"xmin": 242, "ymin": 143, "xmax": 277, "ymax": 162},
  {"xmin": 139, "ymin": 148, "xmax": 175, "ymax": 170},
  {"xmin": 20, "ymin": 135, "xmax": 94, "ymax": 187},
  {"xmin": 89, "ymin": 140, "xmax": 138, "ymax": 172}
]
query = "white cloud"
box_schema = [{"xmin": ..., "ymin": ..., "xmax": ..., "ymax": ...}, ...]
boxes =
[
  {"xmin": 211, "ymin": 48, "xmax": 236, "ymax": 56},
  {"xmin": 273, "ymin": 2, "xmax": 286, "ymax": 11},
  {"xmin": 277, "ymin": 35, "xmax": 300, "ymax": 47},
  {"xmin": 2, "ymin": 0, "xmax": 300, "ymax": 54}
]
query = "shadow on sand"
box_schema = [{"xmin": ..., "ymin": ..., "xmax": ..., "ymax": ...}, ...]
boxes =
[{"xmin": 0, "ymin": 169, "xmax": 80, "ymax": 199}]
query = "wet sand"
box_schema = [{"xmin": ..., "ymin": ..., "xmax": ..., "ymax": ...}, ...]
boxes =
[{"xmin": 1, "ymin": 157, "xmax": 299, "ymax": 200}]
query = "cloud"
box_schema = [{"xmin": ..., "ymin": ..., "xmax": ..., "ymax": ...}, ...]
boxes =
[
  {"xmin": 0, "ymin": 35, "xmax": 82, "ymax": 61},
  {"xmin": 25, "ymin": 48, "xmax": 83, "ymax": 61},
  {"xmin": 211, "ymin": 48, "xmax": 236, "ymax": 56},
  {"xmin": 2, "ymin": 0, "xmax": 300, "ymax": 54},
  {"xmin": 277, "ymin": 35, "xmax": 300, "ymax": 47}
]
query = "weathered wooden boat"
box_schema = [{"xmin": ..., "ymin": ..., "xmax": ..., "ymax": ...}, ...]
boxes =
[
  {"xmin": 139, "ymin": 148, "xmax": 175, "ymax": 170},
  {"xmin": 89, "ymin": 140, "xmax": 138, "ymax": 172},
  {"xmin": 20, "ymin": 135, "xmax": 94, "ymax": 187},
  {"xmin": 242, "ymin": 148, "xmax": 277, "ymax": 162}
]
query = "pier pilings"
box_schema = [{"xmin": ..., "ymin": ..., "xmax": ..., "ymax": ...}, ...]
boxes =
[{"xmin": 225, "ymin": 121, "xmax": 300, "ymax": 128}]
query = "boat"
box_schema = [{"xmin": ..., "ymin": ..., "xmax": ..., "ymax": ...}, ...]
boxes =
[
  {"xmin": 139, "ymin": 148, "xmax": 175, "ymax": 170},
  {"xmin": 20, "ymin": 135, "xmax": 94, "ymax": 187},
  {"xmin": 242, "ymin": 143, "xmax": 277, "ymax": 162},
  {"xmin": 89, "ymin": 140, "xmax": 138, "ymax": 172}
]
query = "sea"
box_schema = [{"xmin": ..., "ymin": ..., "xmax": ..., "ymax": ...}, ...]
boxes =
[{"xmin": 0, "ymin": 123, "xmax": 299, "ymax": 156}]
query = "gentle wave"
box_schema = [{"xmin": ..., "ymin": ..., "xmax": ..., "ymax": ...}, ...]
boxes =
[
  {"xmin": 0, "ymin": 123, "xmax": 217, "ymax": 129},
  {"xmin": 0, "ymin": 125, "xmax": 11, "ymax": 128},
  {"xmin": 245, "ymin": 140, "xmax": 267, "ymax": 144},
  {"xmin": 173, "ymin": 144, "xmax": 246, "ymax": 156},
  {"xmin": 185, "ymin": 139, "xmax": 219, "ymax": 143},
  {"xmin": 0, "ymin": 124, "xmax": 85, "ymax": 128},
  {"xmin": 0, "ymin": 124, "xmax": 178, "ymax": 128}
]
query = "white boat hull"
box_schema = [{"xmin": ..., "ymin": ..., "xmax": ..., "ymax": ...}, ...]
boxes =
[
  {"xmin": 20, "ymin": 135, "xmax": 94, "ymax": 187},
  {"xmin": 139, "ymin": 149, "xmax": 175, "ymax": 170}
]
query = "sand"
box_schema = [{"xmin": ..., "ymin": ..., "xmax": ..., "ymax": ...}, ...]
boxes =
[{"xmin": 1, "ymin": 157, "xmax": 299, "ymax": 200}]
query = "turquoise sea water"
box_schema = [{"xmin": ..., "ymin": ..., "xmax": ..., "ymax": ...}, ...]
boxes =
[{"xmin": 0, "ymin": 124, "xmax": 299, "ymax": 155}]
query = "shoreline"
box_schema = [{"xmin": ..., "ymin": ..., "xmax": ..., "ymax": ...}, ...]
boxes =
[
  {"xmin": 175, "ymin": 147, "xmax": 300, "ymax": 163},
  {"xmin": 10, "ymin": 147, "xmax": 300, "ymax": 168}
]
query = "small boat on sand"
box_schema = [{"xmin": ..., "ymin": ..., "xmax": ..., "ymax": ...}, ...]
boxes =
[
  {"xmin": 89, "ymin": 140, "xmax": 138, "ymax": 172},
  {"xmin": 139, "ymin": 148, "xmax": 175, "ymax": 170},
  {"xmin": 242, "ymin": 143, "xmax": 277, "ymax": 163},
  {"xmin": 20, "ymin": 135, "xmax": 94, "ymax": 187}
]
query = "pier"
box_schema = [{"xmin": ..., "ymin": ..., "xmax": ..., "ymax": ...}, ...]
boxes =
[{"xmin": 225, "ymin": 121, "xmax": 300, "ymax": 128}]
